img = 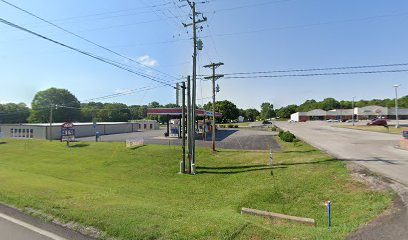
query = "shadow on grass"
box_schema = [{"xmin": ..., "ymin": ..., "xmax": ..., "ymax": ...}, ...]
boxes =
[
  {"xmin": 197, "ymin": 164, "xmax": 267, "ymax": 170},
  {"xmin": 282, "ymin": 149, "xmax": 319, "ymax": 153},
  {"xmin": 129, "ymin": 145, "xmax": 146, "ymax": 150},
  {"xmin": 197, "ymin": 166, "xmax": 287, "ymax": 174},
  {"xmin": 0, "ymin": 142, "xmax": 6, "ymax": 145},
  {"xmin": 69, "ymin": 143, "xmax": 90, "ymax": 148}
]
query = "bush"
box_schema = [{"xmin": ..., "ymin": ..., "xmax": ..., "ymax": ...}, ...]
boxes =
[
  {"xmin": 278, "ymin": 129, "xmax": 284, "ymax": 137},
  {"xmin": 271, "ymin": 126, "xmax": 277, "ymax": 131},
  {"xmin": 233, "ymin": 125, "xmax": 239, "ymax": 128},
  {"xmin": 218, "ymin": 124, "xmax": 225, "ymax": 128},
  {"xmin": 227, "ymin": 124, "xmax": 234, "ymax": 128},
  {"xmin": 279, "ymin": 131, "xmax": 296, "ymax": 142}
]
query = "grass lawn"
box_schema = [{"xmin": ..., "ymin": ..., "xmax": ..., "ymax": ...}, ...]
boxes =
[
  {"xmin": 336, "ymin": 125, "xmax": 405, "ymax": 135},
  {"xmin": 0, "ymin": 139, "xmax": 392, "ymax": 239}
]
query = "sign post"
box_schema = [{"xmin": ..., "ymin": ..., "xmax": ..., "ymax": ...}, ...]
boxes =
[
  {"xmin": 61, "ymin": 122, "xmax": 75, "ymax": 147},
  {"xmin": 325, "ymin": 200, "xmax": 331, "ymax": 229}
]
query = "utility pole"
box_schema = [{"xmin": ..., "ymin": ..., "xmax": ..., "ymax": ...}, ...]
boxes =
[
  {"xmin": 49, "ymin": 104, "xmax": 54, "ymax": 141},
  {"xmin": 183, "ymin": 0, "xmax": 207, "ymax": 173},
  {"xmin": 352, "ymin": 97, "xmax": 355, "ymax": 126},
  {"xmin": 176, "ymin": 83, "xmax": 179, "ymax": 106},
  {"xmin": 181, "ymin": 82, "xmax": 186, "ymax": 173},
  {"xmin": 204, "ymin": 62, "xmax": 224, "ymax": 152},
  {"xmin": 187, "ymin": 76, "xmax": 192, "ymax": 174},
  {"xmin": 394, "ymin": 84, "xmax": 401, "ymax": 128}
]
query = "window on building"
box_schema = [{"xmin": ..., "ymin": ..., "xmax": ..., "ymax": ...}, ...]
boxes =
[
  {"xmin": 30, "ymin": 129, "xmax": 33, "ymax": 138},
  {"xmin": 18, "ymin": 129, "xmax": 21, "ymax": 137},
  {"xmin": 22, "ymin": 129, "xmax": 26, "ymax": 138},
  {"xmin": 10, "ymin": 128, "xmax": 14, "ymax": 137},
  {"xmin": 144, "ymin": 124, "xmax": 147, "ymax": 129},
  {"xmin": 150, "ymin": 124, "xmax": 153, "ymax": 129}
]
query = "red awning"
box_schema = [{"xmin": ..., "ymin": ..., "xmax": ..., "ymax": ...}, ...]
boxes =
[{"xmin": 147, "ymin": 108, "xmax": 222, "ymax": 117}]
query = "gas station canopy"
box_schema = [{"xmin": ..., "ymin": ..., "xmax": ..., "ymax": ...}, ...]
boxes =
[{"xmin": 147, "ymin": 108, "xmax": 222, "ymax": 117}]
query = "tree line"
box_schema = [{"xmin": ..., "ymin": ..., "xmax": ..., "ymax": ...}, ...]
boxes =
[
  {"xmin": 275, "ymin": 96, "xmax": 408, "ymax": 119},
  {"xmin": 2, "ymin": 87, "xmax": 406, "ymax": 123}
]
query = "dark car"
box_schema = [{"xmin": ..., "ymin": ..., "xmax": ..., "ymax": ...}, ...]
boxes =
[
  {"xmin": 367, "ymin": 119, "xmax": 387, "ymax": 126},
  {"xmin": 262, "ymin": 121, "xmax": 272, "ymax": 124}
]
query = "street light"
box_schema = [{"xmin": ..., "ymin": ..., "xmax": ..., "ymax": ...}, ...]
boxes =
[{"xmin": 394, "ymin": 84, "xmax": 401, "ymax": 128}]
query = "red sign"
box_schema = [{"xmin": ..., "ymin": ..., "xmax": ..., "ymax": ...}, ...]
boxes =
[{"xmin": 61, "ymin": 122, "xmax": 74, "ymax": 129}]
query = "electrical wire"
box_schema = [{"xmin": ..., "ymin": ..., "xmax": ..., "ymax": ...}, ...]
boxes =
[
  {"xmin": 0, "ymin": 0, "xmax": 179, "ymax": 80},
  {"xmin": 0, "ymin": 17, "xmax": 177, "ymax": 87}
]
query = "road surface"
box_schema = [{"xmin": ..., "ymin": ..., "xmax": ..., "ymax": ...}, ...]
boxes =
[
  {"xmin": 0, "ymin": 204, "xmax": 94, "ymax": 240},
  {"xmin": 274, "ymin": 121, "xmax": 408, "ymax": 239},
  {"xmin": 275, "ymin": 121, "xmax": 408, "ymax": 185}
]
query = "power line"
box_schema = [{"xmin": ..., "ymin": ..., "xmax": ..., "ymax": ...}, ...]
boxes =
[
  {"xmin": 223, "ymin": 63, "xmax": 408, "ymax": 75},
  {"xmin": 0, "ymin": 17, "xmax": 177, "ymax": 87},
  {"xmin": 0, "ymin": 0, "xmax": 179, "ymax": 80},
  {"xmin": 222, "ymin": 69, "xmax": 408, "ymax": 79}
]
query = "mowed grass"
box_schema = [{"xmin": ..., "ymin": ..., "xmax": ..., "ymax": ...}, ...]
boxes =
[
  {"xmin": 336, "ymin": 125, "xmax": 405, "ymax": 135},
  {"xmin": 0, "ymin": 139, "xmax": 391, "ymax": 239}
]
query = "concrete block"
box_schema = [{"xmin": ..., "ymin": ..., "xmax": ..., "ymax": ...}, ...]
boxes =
[{"xmin": 241, "ymin": 207, "xmax": 316, "ymax": 226}]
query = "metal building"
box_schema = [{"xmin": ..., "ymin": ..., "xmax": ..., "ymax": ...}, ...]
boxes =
[{"xmin": 0, "ymin": 121, "xmax": 159, "ymax": 140}]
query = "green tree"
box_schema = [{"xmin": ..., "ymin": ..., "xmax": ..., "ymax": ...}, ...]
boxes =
[
  {"xmin": 96, "ymin": 103, "xmax": 130, "ymax": 122},
  {"xmin": 276, "ymin": 105, "xmax": 298, "ymax": 119},
  {"xmin": 260, "ymin": 102, "xmax": 275, "ymax": 120},
  {"xmin": 298, "ymin": 99, "xmax": 317, "ymax": 112},
  {"xmin": 28, "ymin": 88, "xmax": 80, "ymax": 123},
  {"xmin": 245, "ymin": 108, "xmax": 260, "ymax": 122},
  {"xmin": 318, "ymin": 98, "xmax": 340, "ymax": 111},
  {"xmin": 204, "ymin": 100, "xmax": 239, "ymax": 123},
  {"xmin": 0, "ymin": 103, "xmax": 30, "ymax": 124}
]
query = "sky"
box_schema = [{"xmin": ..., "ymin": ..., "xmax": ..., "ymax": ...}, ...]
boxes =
[{"xmin": 0, "ymin": 0, "xmax": 407, "ymax": 110}]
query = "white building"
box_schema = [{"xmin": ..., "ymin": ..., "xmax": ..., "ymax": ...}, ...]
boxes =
[
  {"xmin": 290, "ymin": 106, "xmax": 408, "ymax": 122},
  {"xmin": 0, "ymin": 121, "xmax": 159, "ymax": 140}
]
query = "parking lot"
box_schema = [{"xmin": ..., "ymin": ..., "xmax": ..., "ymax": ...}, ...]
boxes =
[{"xmin": 77, "ymin": 128, "xmax": 280, "ymax": 151}]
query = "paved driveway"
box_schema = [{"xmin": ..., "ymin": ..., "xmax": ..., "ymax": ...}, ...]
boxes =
[
  {"xmin": 274, "ymin": 121, "xmax": 408, "ymax": 239},
  {"xmin": 275, "ymin": 121, "xmax": 408, "ymax": 185},
  {"xmin": 77, "ymin": 129, "xmax": 280, "ymax": 151}
]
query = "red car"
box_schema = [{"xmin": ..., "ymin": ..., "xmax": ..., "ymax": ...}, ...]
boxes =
[{"xmin": 367, "ymin": 119, "xmax": 387, "ymax": 126}]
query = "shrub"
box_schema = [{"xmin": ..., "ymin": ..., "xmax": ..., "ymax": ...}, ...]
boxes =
[
  {"xmin": 233, "ymin": 125, "xmax": 239, "ymax": 128},
  {"xmin": 271, "ymin": 126, "xmax": 277, "ymax": 131},
  {"xmin": 227, "ymin": 124, "xmax": 234, "ymax": 128},
  {"xmin": 278, "ymin": 129, "xmax": 284, "ymax": 137},
  {"xmin": 279, "ymin": 131, "xmax": 296, "ymax": 142}
]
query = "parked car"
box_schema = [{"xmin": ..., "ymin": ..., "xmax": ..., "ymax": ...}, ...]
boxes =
[
  {"xmin": 326, "ymin": 119, "xmax": 339, "ymax": 122},
  {"xmin": 262, "ymin": 121, "xmax": 272, "ymax": 124},
  {"xmin": 367, "ymin": 119, "xmax": 387, "ymax": 126},
  {"xmin": 288, "ymin": 120, "xmax": 297, "ymax": 123},
  {"xmin": 345, "ymin": 119, "xmax": 358, "ymax": 123}
]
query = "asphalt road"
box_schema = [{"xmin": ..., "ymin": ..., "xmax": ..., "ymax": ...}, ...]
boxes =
[
  {"xmin": 274, "ymin": 121, "xmax": 408, "ymax": 185},
  {"xmin": 274, "ymin": 121, "xmax": 408, "ymax": 239},
  {"xmin": 0, "ymin": 216, "xmax": 52, "ymax": 240},
  {"xmin": 0, "ymin": 204, "xmax": 95, "ymax": 240},
  {"xmin": 77, "ymin": 128, "xmax": 281, "ymax": 151}
]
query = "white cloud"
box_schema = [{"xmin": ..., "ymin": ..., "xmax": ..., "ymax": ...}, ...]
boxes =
[
  {"xmin": 114, "ymin": 88, "xmax": 132, "ymax": 94},
  {"xmin": 136, "ymin": 55, "xmax": 158, "ymax": 67}
]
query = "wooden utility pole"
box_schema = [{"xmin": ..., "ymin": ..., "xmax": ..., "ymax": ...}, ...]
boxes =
[
  {"xmin": 183, "ymin": 0, "xmax": 207, "ymax": 173},
  {"xmin": 176, "ymin": 83, "xmax": 179, "ymax": 106},
  {"xmin": 49, "ymin": 104, "xmax": 54, "ymax": 141},
  {"xmin": 186, "ymin": 76, "xmax": 192, "ymax": 174},
  {"xmin": 204, "ymin": 62, "xmax": 224, "ymax": 151},
  {"xmin": 181, "ymin": 82, "xmax": 186, "ymax": 173}
]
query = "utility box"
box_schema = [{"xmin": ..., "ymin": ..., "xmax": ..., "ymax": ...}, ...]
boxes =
[{"xmin": 403, "ymin": 130, "xmax": 408, "ymax": 139}]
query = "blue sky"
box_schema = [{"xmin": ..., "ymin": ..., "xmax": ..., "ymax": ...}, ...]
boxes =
[{"xmin": 0, "ymin": 0, "xmax": 407, "ymax": 110}]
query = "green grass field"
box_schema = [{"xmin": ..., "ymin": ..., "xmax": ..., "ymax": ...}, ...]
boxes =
[
  {"xmin": 0, "ymin": 139, "xmax": 392, "ymax": 239},
  {"xmin": 336, "ymin": 125, "xmax": 405, "ymax": 135}
]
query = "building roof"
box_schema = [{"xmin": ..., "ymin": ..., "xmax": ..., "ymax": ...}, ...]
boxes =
[
  {"xmin": 0, "ymin": 122, "xmax": 147, "ymax": 127},
  {"xmin": 147, "ymin": 108, "xmax": 222, "ymax": 117}
]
